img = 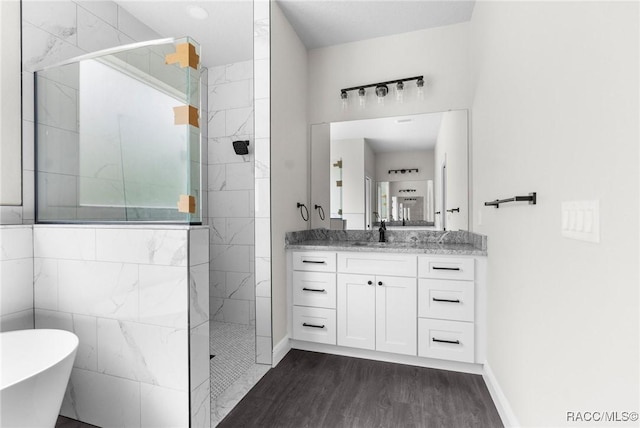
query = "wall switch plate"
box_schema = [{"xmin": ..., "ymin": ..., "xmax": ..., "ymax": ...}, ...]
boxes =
[{"xmin": 561, "ymin": 200, "xmax": 599, "ymax": 243}]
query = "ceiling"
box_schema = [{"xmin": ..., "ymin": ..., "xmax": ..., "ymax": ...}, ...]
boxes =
[
  {"xmin": 330, "ymin": 112, "xmax": 444, "ymax": 153},
  {"xmin": 116, "ymin": 0, "xmax": 474, "ymax": 68},
  {"xmin": 115, "ymin": 1, "xmax": 254, "ymax": 67},
  {"xmin": 277, "ymin": 0, "xmax": 476, "ymax": 50}
]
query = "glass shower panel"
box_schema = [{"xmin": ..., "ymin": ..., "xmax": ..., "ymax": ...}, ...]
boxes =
[{"xmin": 35, "ymin": 37, "xmax": 202, "ymax": 223}]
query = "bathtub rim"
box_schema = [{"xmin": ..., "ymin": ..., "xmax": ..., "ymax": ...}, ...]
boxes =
[{"xmin": 0, "ymin": 328, "xmax": 79, "ymax": 391}]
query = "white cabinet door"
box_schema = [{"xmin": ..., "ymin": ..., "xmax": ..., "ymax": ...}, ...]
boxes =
[
  {"xmin": 337, "ymin": 273, "xmax": 375, "ymax": 350},
  {"xmin": 375, "ymin": 275, "xmax": 417, "ymax": 356}
]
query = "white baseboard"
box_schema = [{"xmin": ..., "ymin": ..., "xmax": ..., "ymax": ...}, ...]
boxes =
[
  {"xmin": 272, "ymin": 335, "xmax": 291, "ymax": 367},
  {"xmin": 290, "ymin": 340, "xmax": 483, "ymax": 375},
  {"xmin": 482, "ymin": 362, "xmax": 519, "ymax": 427}
]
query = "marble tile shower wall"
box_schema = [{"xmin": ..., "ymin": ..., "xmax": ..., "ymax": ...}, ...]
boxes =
[
  {"xmin": 33, "ymin": 226, "xmax": 210, "ymax": 428},
  {"xmin": 2, "ymin": 0, "xmax": 160, "ymax": 225},
  {"xmin": 207, "ymin": 61, "xmax": 256, "ymax": 325},
  {"xmin": 0, "ymin": 226, "xmax": 34, "ymax": 331},
  {"xmin": 254, "ymin": 0, "xmax": 272, "ymax": 365}
]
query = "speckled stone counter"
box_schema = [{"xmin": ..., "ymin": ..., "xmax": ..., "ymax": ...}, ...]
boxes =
[{"xmin": 285, "ymin": 229, "xmax": 487, "ymax": 256}]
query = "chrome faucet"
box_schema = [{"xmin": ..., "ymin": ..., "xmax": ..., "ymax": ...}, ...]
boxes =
[{"xmin": 379, "ymin": 220, "xmax": 387, "ymax": 242}]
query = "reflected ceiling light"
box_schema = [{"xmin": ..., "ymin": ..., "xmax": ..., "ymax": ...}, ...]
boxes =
[
  {"xmin": 187, "ymin": 5, "xmax": 209, "ymax": 20},
  {"xmin": 340, "ymin": 75, "xmax": 424, "ymax": 109}
]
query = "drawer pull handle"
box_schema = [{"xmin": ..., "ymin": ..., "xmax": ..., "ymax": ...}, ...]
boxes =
[
  {"xmin": 378, "ymin": 281, "xmax": 383, "ymax": 286},
  {"xmin": 432, "ymin": 266, "xmax": 460, "ymax": 271},
  {"xmin": 302, "ymin": 260, "xmax": 326, "ymax": 264},
  {"xmin": 432, "ymin": 338, "xmax": 460, "ymax": 345},
  {"xmin": 367, "ymin": 281, "xmax": 373, "ymax": 285},
  {"xmin": 303, "ymin": 322, "xmax": 325, "ymax": 329},
  {"xmin": 432, "ymin": 298, "xmax": 461, "ymax": 303},
  {"xmin": 302, "ymin": 287, "xmax": 326, "ymax": 293}
]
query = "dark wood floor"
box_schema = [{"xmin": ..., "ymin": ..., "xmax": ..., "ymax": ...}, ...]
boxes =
[
  {"xmin": 219, "ymin": 350, "xmax": 503, "ymax": 428},
  {"xmin": 56, "ymin": 416, "xmax": 98, "ymax": 428}
]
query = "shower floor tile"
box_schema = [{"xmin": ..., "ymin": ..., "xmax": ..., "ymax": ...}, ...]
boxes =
[{"xmin": 210, "ymin": 321, "xmax": 256, "ymax": 402}]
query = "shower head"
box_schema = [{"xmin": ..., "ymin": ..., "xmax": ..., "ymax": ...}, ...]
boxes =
[{"xmin": 232, "ymin": 140, "xmax": 250, "ymax": 155}]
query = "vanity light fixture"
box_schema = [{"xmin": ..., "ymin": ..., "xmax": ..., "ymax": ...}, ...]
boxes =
[
  {"xmin": 341, "ymin": 75, "xmax": 424, "ymax": 107},
  {"xmin": 399, "ymin": 189, "xmax": 417, "ymax": 193},
  {"xmin": 388, "ymin": 168, "xmax": 419, "ymax": 174}
]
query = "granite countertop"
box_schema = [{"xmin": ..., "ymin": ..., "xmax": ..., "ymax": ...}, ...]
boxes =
[
  {"xmin": 286, "ymin": 240, "xmax": 486, "ymax": 256},
  {"xmin": 285, "ymin": 229, "xmax": 487, "ymax": 256}
]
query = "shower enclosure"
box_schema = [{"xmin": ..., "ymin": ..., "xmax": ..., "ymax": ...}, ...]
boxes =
[
  {"xmin": 32, "ymin": 38, "xmax": 212, "ymax": 428},
  {"xmin": 35, "ymin": 37, "xmax": 203, "ymax": 224}
]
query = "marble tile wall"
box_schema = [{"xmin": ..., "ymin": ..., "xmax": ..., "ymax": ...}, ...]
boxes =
[
  {"xmin": 33, "ymin": 225, "xmax": 210, "ymax": 428},
  {"xmin": 10, "ymin": 0, "xmax": 160, "ymax": 225},
  {"xmin": 189, "ymin": 227, "xmax": 211, "ymax": 428},
  {"xmin": 207, "ymin": 60, "xmax": 256, "ymax": 326},
  {"xmin": 0, "ymin": 226, "xmax": 34, "ymax": 331},
  {"xmin": 254, "ymin": 0, "xmax": 272, "ymax": 365}
]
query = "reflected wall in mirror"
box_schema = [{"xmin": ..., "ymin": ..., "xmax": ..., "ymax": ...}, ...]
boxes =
[
  {"xmin": 310, "ymin": 110, "xmax": 468, "ymax": 231},
  {"xmin": 0, "ymin": 0, "xmax": 22, "ymax": 206}
]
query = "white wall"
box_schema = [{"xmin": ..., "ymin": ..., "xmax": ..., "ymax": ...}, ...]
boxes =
[
  {"xmin": 310, "ymin": 123, "xmax": 330, "ymax": 229},
  {"xmin": 308, "ymin": 22, "xmax": 472, "ymax": 124},
  {"xmin": 0, "ymin": 0, "xmax": 22, "ymax": 209},
  {"xmin": 270, "ymin": 2, "xmax": 308, "ymax": 346},
  {"xmin": 470, "ymin": 2, "xmax": 639, "ymax": 426},
  {"xmin": 207, "ymin": 61, "xmax": 256, "ymax": 326},
  {"xmin": 0, "ymin": 226, "xmax": 34, "ymax": 331}
]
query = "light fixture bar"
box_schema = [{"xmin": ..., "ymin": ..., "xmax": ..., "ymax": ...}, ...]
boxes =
[
  {"xmin": 341, "ymin": 75, "xmax": 423, "ymax": 94},
  {"xmin": 388, "ymin": 168, "xmax": 419, "ymax": 174}
]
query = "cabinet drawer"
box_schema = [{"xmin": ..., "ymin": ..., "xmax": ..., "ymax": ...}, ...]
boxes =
[
  {"xmin": 292, "ymin": 306, "xmax": 336, "ymax": 345},
  {"xmin": 418, "ymin": 257, "xmax": 474, "ymax": 280},
  {"xmin": 418, "ymin": 318, "xmax": 474, "ymax": 363},
  {"xmin": 418, "ymin": 279, "xmax": 474, "ymax": 322},
  {"xmin": 293, "ymin": 271, "xmax": 336, "ymax": 309},
  {"xmin": 293, "ymin": 251, "xmax": 337, "ymax": 272},
  {"xmin": 337, "ymin": 253, "xmax": 416, "ymax": 277}
]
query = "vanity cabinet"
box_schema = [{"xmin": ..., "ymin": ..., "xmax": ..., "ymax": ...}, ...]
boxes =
[
  {"xmin": 337, "ymin": 273, "xmax": 416, "ymax": 356},
  {"xmin": 417, "ymin": 257, "xmax": 476, "ymax": 363},
  {"xmin": 291, "ymin": 252, "xmax": 337, "ymax": 345},
  {"xmin": 288, "ymin": 249, "xmax": 485, "ymax": 369}
]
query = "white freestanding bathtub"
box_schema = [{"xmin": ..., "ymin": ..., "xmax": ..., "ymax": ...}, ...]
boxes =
[{"xmin": 0, "ymin": 329, "xmax": 78, "ymax": 428}]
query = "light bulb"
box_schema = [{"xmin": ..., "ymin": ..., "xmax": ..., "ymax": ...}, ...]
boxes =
[
  {"xmin": 416, "ymin": 78, "xmax": 425, "ymax": 101},
  {"xmin": 341, "ymin": 91, "xmax": 348, "ymax": 110},
  {"xmin": 396, "ymin": 81, "xmax": 404, "ymax": 103},
  {"xmin": 375, "ymin": 84, "xmax": 388, "ymax": 105},
  {"xmin": 358, "ymin": 87, "xmax": 366, "ymax": 108}
]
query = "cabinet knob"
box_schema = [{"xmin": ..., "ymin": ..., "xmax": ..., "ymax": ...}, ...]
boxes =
[
  {"xmin": 378, "ymin": 281, "xmax": 383, "ymax": 286},
  {"xmin": 367, "ymin": 280, "xmax": 373, "ymax": 285}
]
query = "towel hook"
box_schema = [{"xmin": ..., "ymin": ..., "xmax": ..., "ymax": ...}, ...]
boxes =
[
  {"xmin": 297, "ymin": 202, "xmax": 309, "ymax": 222},
  {"xmin": 314, "ymin": 204, "xmax": 325, "ymax": 221}
]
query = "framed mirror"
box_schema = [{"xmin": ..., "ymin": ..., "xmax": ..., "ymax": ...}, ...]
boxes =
[{"xmin": 310, "ymin": 110, "xmax": 469, "ymax": 231}]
